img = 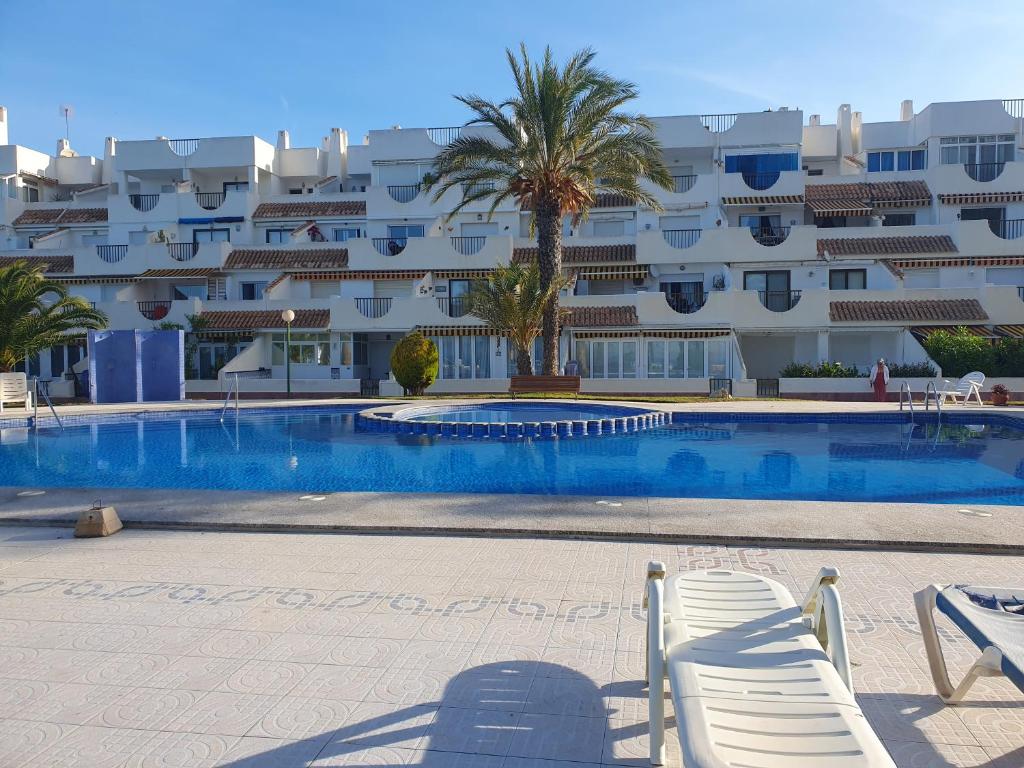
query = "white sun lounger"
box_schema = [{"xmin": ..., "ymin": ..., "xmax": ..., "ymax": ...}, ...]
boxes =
[
  {"xmin": 930, "ymin": 371, "xmax": 985, "ymax": 406},
  {"xmin": 645, "ymin": 565, "xmax": 896, "ymax": 767},
  {"xmin": 0, "ymin": 372, "xmax": 33, "ymax": 413}
]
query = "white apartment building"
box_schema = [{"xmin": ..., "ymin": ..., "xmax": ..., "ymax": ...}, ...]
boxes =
[{"xmin": 1, "ymin": 97, "xmax": 1022, "ymax": 398}]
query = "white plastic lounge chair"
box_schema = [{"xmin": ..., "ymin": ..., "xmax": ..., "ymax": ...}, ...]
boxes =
[
  {"xmin": 0, "ymin": 373, "xmax": 33, "ymax": 413},
  {"xmin": 931, "ymin": 371, "xmax": 985, "ymax": 406},
  {"xmin": 915, "ymin": 584, "xmax": 1023, "ymax": 704},
  {"xmin": 645, "ymin": 565, "xmax": 896, "ymax": 767}
]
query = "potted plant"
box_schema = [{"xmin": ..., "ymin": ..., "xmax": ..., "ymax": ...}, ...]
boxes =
[{"xmin": 991, "ymin": 383, "xmax": 1010, "ymax": 406}]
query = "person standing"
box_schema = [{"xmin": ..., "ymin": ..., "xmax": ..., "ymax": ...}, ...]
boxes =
[{"xmin": 869, "ymin": 358, "xmax": 890, "ymax": 402}]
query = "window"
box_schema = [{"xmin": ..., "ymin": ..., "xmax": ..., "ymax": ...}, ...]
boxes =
[
  {"xmin": 744, "ymin": 270, "xmax": 792, "ymax": 310},
  {"xmin": 223, "ymin": 181, "xmax": 249, "ymax": 193},
  {"xmin": 829, "ymin": 269, "xmax": 867, "ymax": 290},
  {"xmin": 288, "ymin": 188, "xmax": 303, "ymax": 195},
  {"xmin": 240, "ymin": 282, "xmax": 268, "ymax": 300},
  {"xmin": 573, "ymin": 339, "xmax": 637, "ymax": 378},
  {"xmin": 338, "ymin": 332, "xmax": 368, "ymax": 367},
  {"xmin": 883, "ymin": 212, "xmax": 916, "ymax": 226},
  {"xmin": 128, "ymin": 230, "xmax": 149, "ymax": 245},
  {"xmin": 271, "ymin": 332, "xmax": 330, "ymax": 366},
  {"xmin": 22, "ymin": 184, "xmax": 39, "ymax": 203},
  {"xmin": 592, "ymin": 220, "xmax": 625, "ymax": 237},
  {"xmin": 193, "ymin": 228, "xmax": 229, "ymax": 243},
  {"xmin": 961, "ymin": 206, "xmax": 1005, "ymax": 235},
  {"xmin": 265, "ymin": 229, "xmax": 290, "ymax": 244},
  {"xmin": 867, "ymin": 149, "xmax": 926, "ymax": 173},
  {"xmin": 173, "ymin": 284, "xmax": 207, "ymax": 300},
  {"xmin": 387, "ymin": 224, "xmax": 424, "ymax": 239},
  {"xmin": 805, "ymin": 168, "xmax": 824, "ymax": 176},
  {"xmin": 940, "ymin": 135, "xmax": 1014, "ymax": 167},
  {"xmin": 332, "ymin": 227, "xmax": 361, "ymax": 242},
  {"xmin": 207, "ymin": 277, "xmax": 227, "ymax": 301},
  {"xmin": 507, "ymin": 338, "xmax": 543, "ymax": 376},
  {"xmin": 646, "ymin": 338, "xmax": 713, "ymax": 378},
  {"xmin": 724, "ymin": 153, "xmax": 799, "ymax": 173},
  {"xmin": 432, "ymin": 335, "xmax": 491, "ymax": 379}
]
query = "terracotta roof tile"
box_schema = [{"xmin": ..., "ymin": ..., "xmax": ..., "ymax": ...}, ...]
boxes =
[
  {"xmin": 0, "ymin": 255, "xmax": 74, "ymax": 274},
  {"xmin": 513, "ymin": 244, "xmax": 636, "ymax": 265},
  {"xmin": 11, "ymin": 207, "xmax": 108, "ymax": 226},
  {"xmin": 199, "ymin": 309, "xmax": 330, "ymax": 330},
  {"xmin": 224, "ymin": 248, "xmax": 349, "ymax": 270},
  {"xmin": 817, "ymin": 235, "xmax": 957, "ymax": 257},
  {"xmin": 805, "ymin": 180, "xmax": 931, "ymax": 207},
  {"xmin": 565, "ymin": 305, "xmax": 638, "ymax": 327},
  {"xmin": 252, "ymin": 201, "xmax": 366, "ymax": 219},
  {"xmin": 829, "ymin": 299, "xmax": 988, "ymax": 323}
]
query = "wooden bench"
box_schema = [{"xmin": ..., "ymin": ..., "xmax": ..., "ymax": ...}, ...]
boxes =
[{"xmin": 509, "ymin": 375, "xmax": 581, "ymax": 399}]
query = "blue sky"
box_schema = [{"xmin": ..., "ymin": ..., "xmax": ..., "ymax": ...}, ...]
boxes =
[{"xmin": 3, "ymin": 0, "xmax": 1023, "ymax": 158}]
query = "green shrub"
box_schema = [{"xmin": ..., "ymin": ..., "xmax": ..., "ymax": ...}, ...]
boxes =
[
  {"xmin": 779, "ymin": 361, "xmax": 861, "ymax": 378},
  {"xmin": 888, "ymin": 361, "xmax": 937, "ymax": 378},
  {"xmin": 390, "ymin": 332, "xmax": 439, "ymax": 395},
  {"xmin": 922, "ymin": 328, "xmax": 994, "ymax": 378},
  {"xmin": 993, "ymin": 338, "xmax": 1024, "ymax": 377}
]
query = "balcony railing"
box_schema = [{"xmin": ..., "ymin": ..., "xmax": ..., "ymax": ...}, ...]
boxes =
[
  {"xmin": 662, "ymin": 229, "xmax": 701, "ymax": 249},
  {"xmin": 354, "ymin": 297, "xmax": 393, "ymax": 319},
  {"xmin": 138, "ymin": 301, "xmax": 173, "ymax": 321},
  {"xmin": 168, "ymin": 242, "xmax": 198, "ymax": 261},
  {"xmin": 129, "ymin": 193, "xmax": 160, "ymax": 212},
  {"xmin": 96, "ymin": 245, "xmax": 128, "ymax": 263},
  {"xmin": 671, "ymin": 175, "xmax": 697, "ymax": 193},
  {"xmin": 751, "ymin": 226, "xmax": 791, "ymax": 247},
  {"xmin": 964, "ymin": 162, "xmax": 1005, "ymax": 182},
  {"xmin": 757, "ymin": 290, "xmax": 801, "ymax": 312},
  {"xmin": 740, "ymin": 171, "xmax": 781, "ymax": 191},
  {"xmin": 168, "ymin": 138, "xmax": 200, "ymax": 156},
  {"xmin": 664, "ymin": 291, "xmax": 706, "ymax": 314},
  {"xmin": 386, "ymin": 184, "xmax": 421, "ymax": 203},
  {"xmin": 700, "ymin": 113, "xmax": 737, "ymax": 132},
  {"xmin": 994, "ymin": 219, "xmax": 1024, "ymax": 239},
  {"xmin": 437, "ymin": 296, "xmax": 471, "ymax": 318},
  {"xmin": 461, "ymin": 181, "xmax": 496, "ymax": 197},
  {"xmin": 1018, "ymin": 286, "xmax": 1024, "ymax": 301},
  {"xmin": 1003, "ymin": 99, "xmax": 1024, "ymax": 118},
  {"xmin": 427, "ymin": 126, "xmax": 462, "ymax": 145},
  {"xmin": 450, "ymin": 236, "xmax": 486, "ymax": 255},
  {"xmin": 195, "ymin": 192, "xmax": 225, "ymax": 210},
  {"xmin": 373, "ymin": 237, "xmax": 407, "ymax": 256}
]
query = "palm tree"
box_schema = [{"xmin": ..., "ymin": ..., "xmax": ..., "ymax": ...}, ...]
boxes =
[
  {"xmin": 423, "ymin": 44, "xmax": 672, "ymax": 375},
  {"xmin": 468, "ymin": 262, "xmax": 565, "ymax": 375},
  {"xmin": 0, "ymin": 260, "xmax": 108, "ymax": 372}
]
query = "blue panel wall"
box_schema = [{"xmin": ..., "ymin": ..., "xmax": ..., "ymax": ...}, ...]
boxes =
[
  {"xmin": 87, "ymin": 330, "xmax": 185, "ymax": 403},
  {"xmin": 139, "ymin": 330, "xmax": 185, "ymax": 401}
]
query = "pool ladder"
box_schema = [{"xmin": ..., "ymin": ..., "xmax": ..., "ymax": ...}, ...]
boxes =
[
  {"xmin": 898, "ymin": 381, "xmax": 914, "ymax": 421},
  {"xmin": 924, "ymin": 381, "xmax": 942, "ymax": 419},
  {"xmin": 32, "ymin": 378, "xmax": 63, "ymax": 432},
  {"xmin": 219, "ymin": 373, "xmax": 240, "ymax": 422}
]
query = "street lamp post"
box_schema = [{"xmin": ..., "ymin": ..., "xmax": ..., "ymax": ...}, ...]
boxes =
[{"xmin": 281, "ymin": 309, "xmax": 295, "ymax": 397}]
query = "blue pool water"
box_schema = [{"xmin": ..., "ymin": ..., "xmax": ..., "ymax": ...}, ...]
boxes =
[
  {"xmin": 1, "ymin": 407, "xmax": 1022, "ymax": 505},
  {"xmin": 403, "ymin": 402, "xmax": 644, "ymax": 424}
]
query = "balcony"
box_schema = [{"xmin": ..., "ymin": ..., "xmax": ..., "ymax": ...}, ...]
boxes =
[
  {"xmin": 386, "ymin": 184, "xmax": 421, "ymax": 203},
  {"xmin": 964, "ymin": 162, "xmax": 1006, "ymax": 183},
  {"xmin": 437, "ymin": 296, "xmax": 471, "ymax": 318},
  {"xmin": 750, "ymin": 226, "xmax": 791, "ymax": 247},
  {"xmin": 757, "ymin": 290, "xmax": 801, "ymax": 312},
  {"xmin": 129, "ymin": 194, "xmax": 160, "ymax": 212},
  {"xmin": 195, "ymin": 192, "xmax": 225, "ymax": 210},
  {"xmin": 450, "ymin": 236, "xmax": 486, "ymax": 255},
  {"xmin": 354, "ymin": 297, "xmax": 393, "ymax": 319},
  {"xmin": 462, "ymin": 182, "xmax": 496, "ymax": 197},
  {"xmin": 664, "ymin": 291, "xmax": 706, "ymax": 314},
  {"xmin": 167, "ymin": 242, "xmax": 199, "ymax": 262},
  {"xmin": 700, "ymin": 113, "xmax": 737, "ymax": 132},
  {"xmin": 427, "ymin": 126, "xmax": 462, "ymax": 146},
  {"xmin": 138, "ymin": 301, "xmax": 173, "ymax": 321},
  {"xmin": 169, "ymin": 138, "xmax": 200, "ymax": 157},
  {"xmin": 662, "ymin": 229, "xmax": 701, "ymax": 249},
  {"xmin": 739, "ymin": 172, "xmax": 782, "ymax": 191},
  {"xmin": 372, "ymin": 237, "xmax": 407, "ymax": 256},
  {"xmin": 96, "ymin": 245, "xmax": 128, "ymax": 263},
  {"xmin": 993, "ymin": 219, "xmax": 1024, "ymax": 240},
  {"xmin": 671, "ymin": 175, "xmax": 697, "ymax": 194}
]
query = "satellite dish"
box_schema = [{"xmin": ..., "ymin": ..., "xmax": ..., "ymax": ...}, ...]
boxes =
[{"xmin": 58, "ymin": 104, "xmax": 75, "ymax": 141}]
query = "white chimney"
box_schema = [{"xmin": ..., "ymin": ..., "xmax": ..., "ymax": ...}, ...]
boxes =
[
  {"xmin": 900, "ymin": 100, "xmax": 914, "ymax": 121},
  {"xmin": 56, "ymin": 138, "xmax": 76, "ymax": 157},
  {"xmin": 277, "ymin": 130, "xmax": 290, "ymax": 150},
  {"xmin": 809, "ymin": 114, "xmax": 821, "ymax": 127},
  {"xmin": 0, "ymin": 106, "xmax": 8, "ymax": 145},
  {"xmin": 837, "ymin": 104, "xmax": 853, "ymax": 158},
  {"xmin": 102, "ymin": 137, "xmax": 117, "ymax": 184}
]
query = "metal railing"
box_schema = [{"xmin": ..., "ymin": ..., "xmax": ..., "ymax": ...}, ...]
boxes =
[
  {"xmin": 899, "ymin": 381, "xmax": 914, "ymax": 419},
  {"xmin": 220, "ymin": 373, "xmax": 239, "ymax": 422},
  {"xmin": 964, "ymin": 162, "xmax": 1005, "ymax": 182},
  {"xmin": 671, "ymin": 175, "xmax": 697, "ymax": 193},
  {"xmin": 450, "ymin": 236, "xmax": 486, "ymax": 255},
  {"xmin": 699, "ymin": 113, "xmax": 737, "ymax": 132},
  {"xmin": 751, "ymin": 226, "xmax": 791, "ymax": 247},
  {"xmin": 709, "ymin": 377, "xmax": 732, "ymax": 395},
  {"xmin": 924, "ymin": 381, "xmax": 942, "ymax": 418},
  {"xmin": 662, "ymin": 229, "xmax": 701, "ymax": 249},
  {"xmin": 427, "ymin": 126, "xmax": 462, "ymax": 145},
  {"xmin": 195, "ymin": 192, "xmax": 225, "ymax": 210},
  {"xmin": 32, "ymin": 378, "xmax": 63, "ymax": 432},
  {"xmin": 96, "ymin": 244, "xmax": 128, "ymax": 263},
  {"xmin": 756, "ymin": 378, "xmax": 780, "ymax": 397},
  {"xmin": 437, "ymin": 296, "xmax": 471, "ymax": 318},
  {"xmin": 994, "ymin": 219, "xmax": 1024, "ymax": 240},
  {"xmin": 138, "ymin": 300, "xmax": 173, "ymax": 320},
  {"xmin": 740, "ymin": 171, "xmax": 781, "ymax": 191},
  {"xmin": 386, "ymin": 184, "xmax": 421, "ymax": 203},
  {"xmin": 167, "ymin": 242, "xmax": 198, "ymax": 261},
  {"xmin": 372, "ymin": 237, "xmax": 407, "ymax": 256},
  {"xmin": 129, "ymin": 193, "xmax": 160, "ymax": 212},
  {"xmin": 664, "ymin": 291, "xmax": 706, "ymax": 314},
  {"xmin": 461, "ymin": 182, "xmax": 495, "ymax": 197},
  {"xmin": 354, "ymin": 297, "xmax": 393, "ymax": 318},
  {"xmin": 1003, "ymin": 98, "xmax": 1024, "ymax": 118},
  {"xmin": 168, "ymin": 138, "xmax": 200, "ymax": 156},
  {"xmin": 757, "ymin": 290, "xmax": 801, "ymax": 312}
]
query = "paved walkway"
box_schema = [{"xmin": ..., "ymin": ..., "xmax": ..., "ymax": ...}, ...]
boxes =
[{"xmin": 0, "ymin": 526, "xmax": 1021, "ymax": 767}]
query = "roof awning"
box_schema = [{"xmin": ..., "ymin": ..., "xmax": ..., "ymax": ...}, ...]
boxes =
[
  {"xmin": 910, "ymin": 325, "xmax": 998, "ymax": 343},
  {"xmin": 178, "ymin": 216, "xmax": 245, "ymax": 224},
  {"xmin": 938, "ymin": 192, "xmax": 1024, "ymax": 205},
  {"xmin": 806, "ymin": 198, "xmax": 872, "ymax": 217},
  {"xmin": 56, "ymin": 275, "xmax": 139, "ymax": 285},
  {"xmin": 577, "ymin": 264, "xmax": 649, "ymax": 280},
  {"xmin": 995, "ymin": 324, "xmax": 1024, "ymax": 339},
  {"xmin": 415, "ymin": 325, "xmax": 493, "ymax": 337},
  {"xmin": 722, "ymin": 195, "xmax": 805, "ymax": 205},
  {"xmin": 572, "ymin": 328, "xmax": 731, "ymax": 339},
  {"xmin": 139, "ymin": 268, "xmax": 221, "ymax": 278}
]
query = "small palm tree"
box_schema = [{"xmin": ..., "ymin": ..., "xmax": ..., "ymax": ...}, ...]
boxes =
[
  {"xmin": 424, "ymin": 44, "xmax": 672, "ymax": 374},
  {"xmin": 0, "ymin": 260, "xmax": 108, "ymax": 372},
  {"xmin": 469, "ymin": 262, "xmax": 565, "ymax": 375}
]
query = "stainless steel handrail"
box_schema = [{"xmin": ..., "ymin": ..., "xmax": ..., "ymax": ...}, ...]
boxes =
[
  {"xmin": 898, "ymin": 381, "xmax": 914, "ymax": 420},
  {"xmin": 219, "ymin": 373, "xmax": 240, "ymax": 422},
  {"xmin": 924, "ymin": 381, "xmax": 942, "ymax": 418},
  {"xmin": 32, "ymin": 378, "xmax": 63, "ymax": 432}
]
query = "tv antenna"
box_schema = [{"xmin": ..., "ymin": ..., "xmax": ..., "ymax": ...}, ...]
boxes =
[{"xmin": 58, "ymin": 104, "xmax": 74, "ymax": 142}]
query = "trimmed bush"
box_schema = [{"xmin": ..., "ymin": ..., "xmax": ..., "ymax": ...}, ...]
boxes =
[
  {"xmin": 922, "ymin": 328, "xmax": 993, "ymax": 378},
  {"xmin": 390, "ymin": 332, "xmax": 439, "ymax": 395},
  {"xmin": 779, "ymin": 361, "xmax": 861, "ymax": 378},
  {"xmin": 888, "ymin": 361, "xmax": 937, "ymax": 378},
  {"xmin": 993, "ymin": 338, "xmax": 1024, "ymax": 377}
]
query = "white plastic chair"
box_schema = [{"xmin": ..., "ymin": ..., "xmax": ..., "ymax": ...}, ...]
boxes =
[
  {"xmin": 933, "ymin": 371, "xmax": 985, "ymax": 406},
  {"xmin": 0, "ymin": 373, "xmax": 33, "ymax": 413}
]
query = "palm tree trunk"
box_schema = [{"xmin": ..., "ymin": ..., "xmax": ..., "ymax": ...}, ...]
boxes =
[
  {"xmin": 516, "ymin": 344, "xmax": 532, "ymax": 375},
  {"xmin": 535, "ymin": 197, "xmax": 563, "ymax": 376}
]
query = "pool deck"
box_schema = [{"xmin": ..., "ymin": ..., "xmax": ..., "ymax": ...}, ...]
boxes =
[
  {"xmin": 1, "ymin": 397, "xmax": 1022, "ymax": 552},
  {"xmin": 0, "ymin": 524, "xmax": 1021, "ymax": 767}
]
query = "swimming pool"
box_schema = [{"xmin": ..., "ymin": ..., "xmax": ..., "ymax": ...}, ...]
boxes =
[
  {"xmin": 1, "ymin": 407, "xmax": 1022, "ymax": 505},
  {"xmin": 401, "ymin": 402, "xmax": 649, "ymax": 424}
]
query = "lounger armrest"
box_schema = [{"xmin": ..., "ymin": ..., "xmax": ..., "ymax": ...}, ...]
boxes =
[
  {"xmin": 800, "ymin": 567, "xmax": 853, "ymax": 692},
  {"xmin": 645, "ymin": 561, "xmax": 667, "ymax": 766}
]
